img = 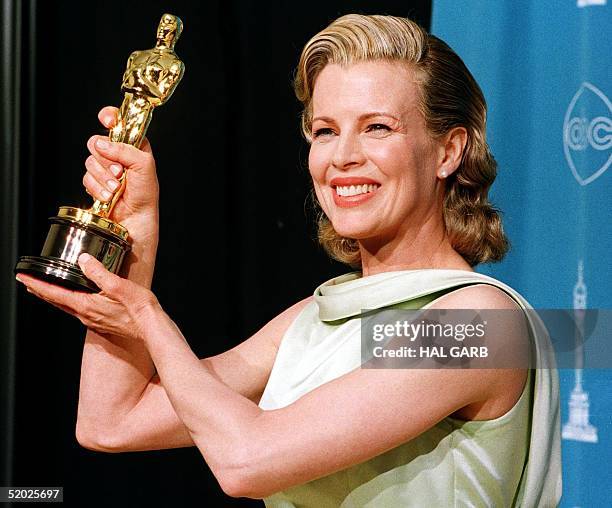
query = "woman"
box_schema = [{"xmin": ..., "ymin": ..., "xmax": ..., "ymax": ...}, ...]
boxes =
[{"xmin": 16, "ymin": 14, "xmax": 561, "ymax": 507}]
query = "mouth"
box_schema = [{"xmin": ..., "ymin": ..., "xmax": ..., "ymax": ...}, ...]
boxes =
[
  {"xmin": 335, "ymin": 183, "xmax": 379, "ymax": 197},
  {"xmin": 330, "ymin": 177, "xmax": 380, "ymax": 208}
]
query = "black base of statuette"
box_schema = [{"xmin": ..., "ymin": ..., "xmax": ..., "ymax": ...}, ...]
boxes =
[
  {"xmin": 15, "ymin": 207, "xmax": 131, "ymax": 293},
  {"xmin": 15, "ymin": 255, "xmax": 101, "ymax": 292}
]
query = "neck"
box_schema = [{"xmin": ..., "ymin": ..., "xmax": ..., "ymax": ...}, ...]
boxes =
[
  {"xmin": 358, "ymin": 210, "xmax": 472, "ymax": 277},
  {"xmin": 155, "ymin": 39, "xmax": 173, "ymax": 50}
]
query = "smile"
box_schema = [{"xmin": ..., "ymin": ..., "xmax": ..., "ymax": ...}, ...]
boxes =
[
  {"xmin": 335, "ymin": 184, "xmax": 379, "ymax": 197},
  {"xmin": 330, "ymin": 178, "xmax": 381, "ymax": 208}
]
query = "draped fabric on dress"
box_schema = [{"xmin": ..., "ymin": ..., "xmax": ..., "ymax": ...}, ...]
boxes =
[{"xmin": 259, "ymin": 270, "xmax": 562, "ymax": 507}]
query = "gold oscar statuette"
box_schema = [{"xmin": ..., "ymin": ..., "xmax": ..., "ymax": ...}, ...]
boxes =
[{"xmin": 15, "ymin": 13, "xmax": 185, "ymax": 291}]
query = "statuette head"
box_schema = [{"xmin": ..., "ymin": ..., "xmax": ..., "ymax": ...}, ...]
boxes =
[{"xmin": 156, "ymin": 13, "xmax": 183, "ymax": 49}]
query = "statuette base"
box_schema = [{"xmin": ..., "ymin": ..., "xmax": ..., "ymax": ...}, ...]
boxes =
[{"xmin": 15, "ymin": 206, "xmax": 131, "ymax": 293}]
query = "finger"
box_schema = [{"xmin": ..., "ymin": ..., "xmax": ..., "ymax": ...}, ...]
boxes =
[
  {"xmin": 85, "ymin": 153, "xmax": 122, "ymax": 187},
  {"xmin": 25, "ymin": 285, "xmax": 79, "ymax": 317},
  {"xmin": 44, "ymin": 298, "xmax": 78, "ymax": 316},
  {"xmin": 96, "ymin": 107, "xmax": 153, "ymax": 155},
  {"xmin": 91, "ymin": 137, "xmax": 155, "ymax": 171},
  {"xmin": 16, "ymin": 273, "xmax": 87, "ymax": 312},
  {"xmin": 87, "ymin": 136, "xmax": 125, "ymax": 176},
  {"xmin": 84, "ymin": 155, "xmax": 121, "ymax": 194},
  {"xmin": 78, "ymin": 253, "xmax": 124, "ymax": 297},
  {"xmin": 98, "ymin": 106, "xmax": 119, "ymax": 129},
  {"xmin": 83, "ymin": 170, "xmax": 114, "ymax": 203}
]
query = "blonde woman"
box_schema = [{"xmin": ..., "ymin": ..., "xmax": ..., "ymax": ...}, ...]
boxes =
[{"xmin": 17, "ymin": 14, "xmax": 561, "ymax": 507}]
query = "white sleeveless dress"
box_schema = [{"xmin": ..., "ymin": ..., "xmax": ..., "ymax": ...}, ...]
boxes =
[{"xmin": 259, "ymin": 270, "xmax": 562, "ymax": 507}]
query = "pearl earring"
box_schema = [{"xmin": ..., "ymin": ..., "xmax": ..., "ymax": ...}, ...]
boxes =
[{"xmin": 440, "ymin": 170, "xmax": 447, "ymax": 178}]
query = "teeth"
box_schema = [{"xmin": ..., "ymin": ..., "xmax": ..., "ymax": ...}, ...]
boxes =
[{"xmin": 336, "ymin": 184, "xmax": 379, "ymax": 197}]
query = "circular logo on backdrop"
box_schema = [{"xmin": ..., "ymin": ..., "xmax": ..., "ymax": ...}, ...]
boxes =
[{"xmin": 563, "ymin": 82, "xmax": 612, "ymax": 186}]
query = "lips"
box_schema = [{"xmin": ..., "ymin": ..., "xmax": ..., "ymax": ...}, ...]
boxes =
[{"xmin": 330, "ymin": 177, "xmax": 380, "ymax": 208}]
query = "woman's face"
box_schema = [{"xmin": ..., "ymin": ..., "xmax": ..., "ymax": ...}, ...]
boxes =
[{"xmin": 308, "ymin": 60, "xmax": 443, "ymax": 244}]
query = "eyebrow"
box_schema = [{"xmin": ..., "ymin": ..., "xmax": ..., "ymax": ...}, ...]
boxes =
[{"xmin": 312, "ymin": 112, "xmax": 401, "ymax": 123}]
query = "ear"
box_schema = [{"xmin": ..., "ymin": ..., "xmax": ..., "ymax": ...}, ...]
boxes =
[{"xmin": 436, "ymin": 127, "xmax": 467, "ymax": 180}]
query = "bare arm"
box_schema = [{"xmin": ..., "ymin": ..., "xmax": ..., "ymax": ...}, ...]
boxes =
[
  {"xmin": 21, "ymin": 105, "xmax": 313, "ymax": 454},
  {"xmin": 19, "ymin": 253, "xmax": 529, "ymax": 499},
  {"xmin": 76, "ymin": 113, "xmax": 163, "ymax": 444},
  {"xmin": 77, "ymin": 296, "xmax": 312, "ymax": 452},
  {"xmin": 131, "ymin": 284, "xmax": 529, "ymax": 498}
]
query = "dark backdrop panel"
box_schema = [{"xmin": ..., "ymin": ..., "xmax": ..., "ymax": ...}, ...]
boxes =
[{"xmin": 8, "ymin": 1, "xmax": 431, "ymax": 506}]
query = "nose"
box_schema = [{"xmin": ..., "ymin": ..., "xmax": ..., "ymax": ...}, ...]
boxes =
[{"xmin": 331, "ymin": 132, "xmax": 366, "ymax": 170}]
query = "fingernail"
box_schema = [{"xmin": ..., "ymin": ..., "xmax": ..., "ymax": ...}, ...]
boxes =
[
  {"xmin": 78, "ymin": 253, "xmax": 92, "ymax": 265},
  {"xmin": 15, "ymin": 274, "xmax": 23, "ymax": 283},
  {"xmin": 107, "ymin": 179, "xmax": 119, "ymax": 191},
  {"xmin": 96, "ymin": 139, "xmax": 110, "ymax": 150},
  {"xmin": 110, "ymin": 164, "xmax": 122, "ymax": 177},
  {"xmin": 101, "ymin": 189, "xmax": 112, "ymax": 200}
]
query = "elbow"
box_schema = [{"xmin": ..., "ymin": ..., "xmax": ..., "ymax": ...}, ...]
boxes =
[
  {"xmin": 216, "ymin": 469, "xmax": 266, "ymax": 500},
  {"xmin": 209, "ymin": 441, "xmax": 272, "ymax": 499},
  {"xmin": 75, "ymin": 420, "xmax": 126, "ymax": 454},
  {"xmin": 217, "ymin": 473, "xmax": 254, "ymax": 499}
]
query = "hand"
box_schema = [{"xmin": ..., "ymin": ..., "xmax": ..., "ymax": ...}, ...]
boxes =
[
  {"xmin": 16, "ymin": 253, "xmax": 160, "ymax": 342},
  {"xmin": 84, "ymin": 107, "xmax": 159, "ymax": 230},
  {"xmin": 85, "ymin": 107, "xmax": 160, "ymax": 287}
]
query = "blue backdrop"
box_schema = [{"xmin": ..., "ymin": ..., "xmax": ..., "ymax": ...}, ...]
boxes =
[{"xmin": 432, "ymin": 1, "xmax": 612, "ymax": 506}]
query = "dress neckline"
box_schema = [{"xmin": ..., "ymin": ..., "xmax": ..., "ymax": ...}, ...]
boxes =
[{"xmin": 314, "ymin": 269, "xmax": 506, "ymax": 322}]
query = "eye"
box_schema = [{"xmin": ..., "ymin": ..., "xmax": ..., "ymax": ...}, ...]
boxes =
[
  {"xmin": 366, "ymin": 123, "xmax": 391, "ymax": 133},
  {"xmin": 312, "ymin": 127, "xmax": 335, "ymax": 139}
]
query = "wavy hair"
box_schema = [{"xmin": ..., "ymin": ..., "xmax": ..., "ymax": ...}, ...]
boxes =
[{"xmin": 294, "ymin": 14, "xmax": 509, "ymax": 267}]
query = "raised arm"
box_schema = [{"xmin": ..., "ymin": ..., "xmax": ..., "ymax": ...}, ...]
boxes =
[
  {"xmin": 17, "ymin": 105, "xmax": 313, "ymax": 453},
  {"xmin": 73, "ymin": 106, "xmax": 162, "ymax": 445}
]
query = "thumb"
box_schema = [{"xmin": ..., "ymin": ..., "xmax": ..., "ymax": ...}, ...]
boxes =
[
  {"xmin": 78, "ymin": 253, "xmax": 123, "ymax": 296},
  {"xmin": 98, "ymin": 106, "xmax": 119, "ymax": 129}
]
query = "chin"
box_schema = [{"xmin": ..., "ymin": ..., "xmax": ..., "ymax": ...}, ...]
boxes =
[{"xmin": 328, "ymin": 217, "xmax": 379, "ymax": 240}]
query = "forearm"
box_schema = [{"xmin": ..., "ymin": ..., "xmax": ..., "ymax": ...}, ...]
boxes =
[
  {"xmin": 77, "ymin": 226, "xmax": 159, "ymax": 437},
  {"xmin": 142, "ymin": 305, "xmax": 262, "ymax": 491},
  {"xmin": 77, "ymin": 330, "xmax": 156, "ymax": 438}
]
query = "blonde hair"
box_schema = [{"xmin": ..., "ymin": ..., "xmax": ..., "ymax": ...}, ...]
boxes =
[{"xmin": 294, "ymin": 14, "xmax": 509, "ymax": 267}]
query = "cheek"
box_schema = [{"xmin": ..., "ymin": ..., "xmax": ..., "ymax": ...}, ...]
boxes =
[
  {"xmin": 307, "ymin": 147, "xmax": 326, "ymax": 206},
  {"xmin": 311, "ymin": 183, "xmax": 326, "ymax": 212},
  {"xmin": 308, "ymin": 144, "xmax": 327, "ymax": 182},
  {"xmin": 366, "ymin": 141, "xmax": 413, "ymax": 179},
  {"xmin": 368, "ymin": 138, "xmax": 433, "ymax": 182}
]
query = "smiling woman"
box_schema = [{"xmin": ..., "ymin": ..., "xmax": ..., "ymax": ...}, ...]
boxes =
[
  {"xmin": 308, "ymin": 60, "xmax": 455, "ymax": 271},
  {"xmin": 16, "ymin": 13, "xmax": 561, "ymax": 508},
  {"xmin": 297, "ymin": 17, "xmax": 508, "ymax": 270}
]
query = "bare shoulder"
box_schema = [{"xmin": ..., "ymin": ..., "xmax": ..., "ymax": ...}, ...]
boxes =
[
  {"xmin": 428, "ymin": 282, "xmax": 528, "ymax": 360},
  {"xmin": 431, "ymin": 283, "xmax": 528, "ymax": 354},
  {"xmin": 265, "ymin": 296, "xmax": 314, "ymax": 348},
  {"xmin": 430, "ymin": 282, "xmax": 529, "ymax": 420},
  {"xmin": 431, "ymin": 282, "xmax": 522, "ymax": 310}
]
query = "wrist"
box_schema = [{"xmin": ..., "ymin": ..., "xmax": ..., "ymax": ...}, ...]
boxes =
[
  {"xmin": 122, "ymin": 251, "xmax": 157, "ymax": 286},
  {"xmin": 120, "ymin": 210, "xmax": 159, "ymax": 287},
  {"xmin": 138, "ymin": 300, "xmax": 167, "ymax": 346},
  {"xmin": 124, "ymin": 208, "xmax": 160, "ymax": 244}
]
